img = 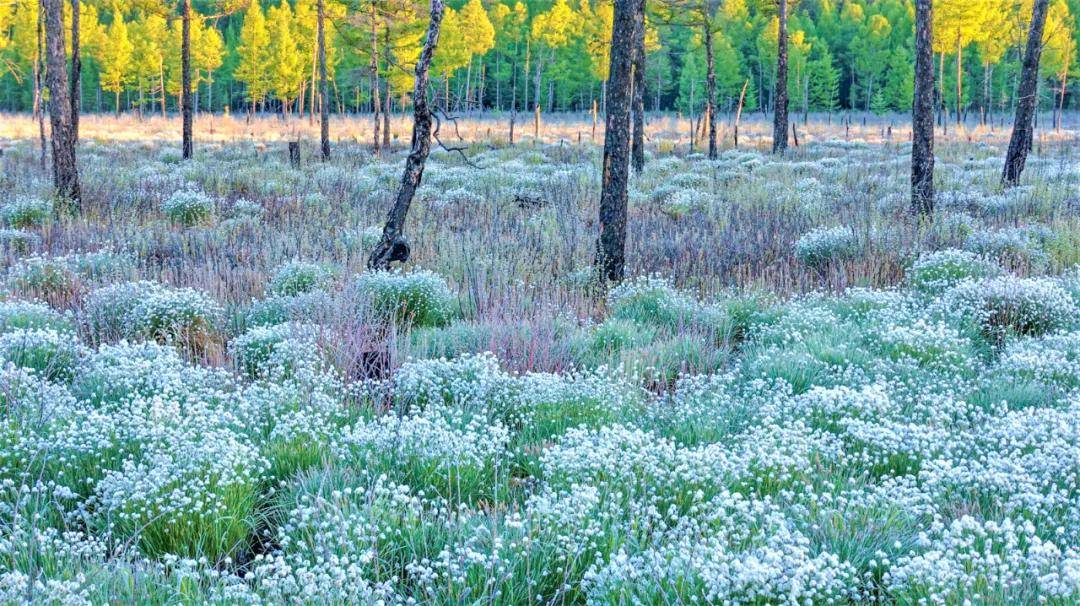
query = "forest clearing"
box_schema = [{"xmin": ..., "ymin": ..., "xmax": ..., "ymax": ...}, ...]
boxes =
[{"xmin": 2, "ymin": 0, "xmax": 1080, "ymax": 603}]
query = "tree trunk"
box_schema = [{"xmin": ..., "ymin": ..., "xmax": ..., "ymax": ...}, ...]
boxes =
[
  {"xmin": 734, "ymin": 79, "xmax": 748, "ymax": 148},
  {"xmin": 35, "ymin": 3, "xmax": 46, "ymax": 171},
  {"xmin": 911, "ymin": 0, "xmax": 935, "ymax": 216},
  {"xmin": 630, "ymin": 1, "xmax": 645, "ymax": 174},
  {"xmin": 160, "ymin": 63, "xmax": 167, "ymax": 117},
  {"xmin": 955, "ymin": 35, "xmax": 963, "ymax": 126},
  {"xmin": 43, "ymin": 0, "xmax": 80, "ymax": 208},
  {"xmin": 703, "ymin": 19, "xmax": 717, "ymax": 159},
  {"xmin": 368, "ymin": 0, "xmax": 444, "ymax": 270},
  {"xmin": 1002, "ymin": 0, "xmax": 1050, "ymax": 187},
  {"xmin": 771, "ymin": 0, "xmax": 789, "ymax": 153},
  {"xmin": 595, "ymin": 0, "xmax": 641, "ymax": 284},
  {"xmin": 318, "ymin": 0, "xmax": 329, "ymax": 160},
  {"xmin": 181, "ymin": 0, "xmax": 193, "ymax": 159},
  {"xmin": 1056, "ymin": 56, "xmax": 1068, "ymax": 132},
  {"xmin": 383, "ymin": 26, "xmax": 391, "ymax": 148},
  {"xmin": 70, "ymin": 0, "xmax": 80, "ymax": 146}
]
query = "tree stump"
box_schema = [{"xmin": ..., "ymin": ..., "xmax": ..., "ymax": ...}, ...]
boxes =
[{"xmin": 288, "ymin": 141, "xmax": 301, "ymax": 168}]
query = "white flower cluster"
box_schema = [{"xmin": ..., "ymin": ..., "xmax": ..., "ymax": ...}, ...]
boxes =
[{"xmin": 794, "ymin": 226, "xmax": 860, "ymax": 271}]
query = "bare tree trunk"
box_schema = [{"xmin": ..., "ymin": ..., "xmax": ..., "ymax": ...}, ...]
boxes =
[
  {"xmin": 160, "ymin": 63, "xmax": 167, "ymax": 117},
  {"xmin": 734, "ymin": 79, "xmax": 747, "ymax": 148},
  {"xmin": 771, "ymin": 0, "xmax": 788, "ymax": 153},
  {"xmin": 368, "ymin": 0, "xmax": 444, "ymax": 270},
  {"xmin": 630, "ymin": 3, "xmax": 645, "ymax": 174},
  {"xmin": 955, "ymin": 35, "xmax": 963, "ymax": 126},
  {"xmin": 318, "ymin": 0, "xmax": 329, "ymax": 160},
  {"xmin": 1002, "ymin": 0, "xmax": 1049, "ymax": 187},
  {"xmin": 703, "ymin": 18, "xmax": 717, "ymax": 159},
  {"xmin": 35, "ymin": 3, "xmax": 46, "ymax": 171},
  {"xmin": 370, "ymin": 2, "xmax": 380, "ymax": 155},
  {"xmin": 911, "ymin": 0, "xmax": 935, "ymax": 216},
  {"xmin": 43, "ymin": 0, "xmax": 80, "ymax": 209},
  {"xmin": 70, "ymin": 0, "xmax": 79, "ymax": 146},
  {"xmin": 181, "ymin": 0, "xmax": 193, "ymax": 159},
  {"xmin": 383, "ymin": 26, "xmax": 391, "ymax": 148},
  {"xmin": 596, "ymin": 0, "xmax": 641, "ymax": 284},
  {"xmin": 1056, "ymin": 57, "xmax": 1068, "ymax": 132}
]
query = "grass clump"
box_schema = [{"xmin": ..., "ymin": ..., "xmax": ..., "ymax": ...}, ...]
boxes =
[{"xmin": 351, "ymin": 269, "xmax": 455, "ymax": 328}]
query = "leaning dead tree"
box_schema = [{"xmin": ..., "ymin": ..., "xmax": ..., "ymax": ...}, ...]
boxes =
[
  {"xmin": 318, "ymin": 0, "xmax": 330, "ymax": 161},
  {"xmin": 367, "ymin": 0, "xmax": 444, "ymax": 270},
  {"xmin": 596, "ymin": 0, "xmax": 643, "ymax": 284},
  {"xmin": 911, "ymin": 0, "xmax": 934, "ymax": 216},
  {"xmin": 43, "ymin": 0, "xmax": 80, "ymax": 208},
  {"xmin": 630, "ymin": 1, "xmax": 646, "ymax": 174},
  {"xmin": 181, "ymin": 0, "xmax": 193, "ymax": 159},
  {"xmin": 1002, "ymin": 0, "xmax": 1050, "ymax": 187},
  {"xmin": 771, "ymin": 0, "xmax": 788, "ymax": 154}
]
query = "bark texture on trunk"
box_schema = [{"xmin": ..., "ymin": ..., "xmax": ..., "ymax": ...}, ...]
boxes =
[
  {"xmin": 370, "ymin": 1, "xmax": 380, "ymax": 155},
  {"xmin": 1002, "ymin": 0, "xmax": 1049, "ymax": 187},
  {"xmin": 44, "ymin": 0, "xmax": 80, "ymax": 208},
  {"xmin": 911, "ymin": 0, "xmax": 935, "ymax": 216},
  {"xmin": 318, "ymin": 0, "xmax": 329, "ymax": 160},
  {"xmin": 70, "ymin": 0, "xmax": 79, "ymax": 146},
  {"xmin": 703, "ymin": 17, "xmax": 717, "ymax": 159},
  {"xmin": 367, "ymin": 0, "xmax": 444, "ymax": 271},
  {"xmin": 181, "ymin": 0, "xmax": 193, "ymax": 159},
  {"xmin": 595, "ymin": 0, "xmax": 641, "ymax": 284},
  {"xmin": 771, "ymin": 0, "xmax": 788, "ymax": 153},
  {"xmin": 630, "ymin": 2, "xmax": 645, "ymax": 174}
]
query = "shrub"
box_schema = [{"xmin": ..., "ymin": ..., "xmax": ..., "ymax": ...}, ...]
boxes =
[
  {"xmin": 0, "ymin": 328, "xmax": 87, "ymax": 382},
  {"xmin": 944, "ymin": 276, "xmax": 1078, "ymax": 341},
  {"xmin": 607, "ymin": 275, "xmax": 729, "ymax": 336},
  {"xmin": 268, "ymin": 260, "xmax": 337, "ymax": 296},
  {"xmin": 162, "ymin": 189, "xmax": 214, "ymax": 226},
  {"xmin": 351, "ymin": 269, "xmax": 455, "ymax": 328},
  {"xmin": 794, "ymin": 226, "xmax": 860, "ymax": 271},
  {"xmin": 0, "ymin": 300, "xmax": 74, "ymax": 335},
  {"xmin": 82, "ymin": 281, "xmax": 223, "ymax": 351},
  {"xmin": 964, "ymin": 226, "xmax": 1049, "ymax": 270},
  {"xmin": 230, "ymin": 323, "xmax": 323, "ymax": 379},
  {"xmin": 62, "ymin": 250, "xmax": 137, "ymax": 284},
  {"xmin": 0, "ymin": 229, "xmax": 41, "ymax": 255},
  {"xmin": 1, "ymin": 197, "xmax": 52, "ymax": 229},
  {"xmin": 81, "ymin": 281, "xmax": 160, "ymax": 344},
  {"xmin": 907, "ymin": 249, "xmax": 1000, "ymax": 294},
  {"xmin": 94, "ymin": 429, "xmax": 266, "ymax": 563},
  {"xmin": 243, "ymin": 290, "xmax": 336, "ymax": 328},
  {"xmin": 6, "ymin": 256, "xmax": 79, "ymax": 304}
]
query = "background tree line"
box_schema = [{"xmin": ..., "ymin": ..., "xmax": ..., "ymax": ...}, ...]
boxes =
[{"xmin": 1, "ymin": 0, "xmax": 1076, "ymax": 121}]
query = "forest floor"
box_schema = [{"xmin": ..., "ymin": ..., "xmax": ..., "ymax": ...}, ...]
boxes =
[{"xmin": 0, "ymin": 117, "xmax": 1078, "ymax": 603}]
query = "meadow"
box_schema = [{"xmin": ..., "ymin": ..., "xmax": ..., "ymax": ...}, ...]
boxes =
[{"xmin": 1, "ymin": 112, "xmax": 1080, "ymax": 604}]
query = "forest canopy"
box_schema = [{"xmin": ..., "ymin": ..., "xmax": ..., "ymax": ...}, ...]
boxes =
[{"xmin": 0, "ymin": 0, "xmax": 1077, "ymax": 117}]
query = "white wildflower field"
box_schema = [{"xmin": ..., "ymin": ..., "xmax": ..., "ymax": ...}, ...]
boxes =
[{"xmin": 1, "ymin": 126, "xmax": 1080, "ymax": 605}]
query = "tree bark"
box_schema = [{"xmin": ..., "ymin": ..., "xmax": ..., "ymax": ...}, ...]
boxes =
[
  {"xmin": 703, "ymin": 17, "xmax": 717, "ymax": 159},
  {"xmin": 318, "ymin": 0, "xmax": 329, "ymax": 160},
  {"xmin": 734, "ymin": 79, "xmax": 747, "ymax": 148},
  {"xmin": 911, "ymin": 0, "xmax": 935, "ymax": 216},
  {"xmin": 595, "ymin": 0, "xmax": 641, "ymax": 284},
  {"xmin": 630, "ymin": 2, "xmax": 645, "ymax": 174},
  {"xmin": 1002, "ymin": 0, "xmax": 1049, "ymax": 187},
  {"xmin": 370, "ymin": 2, "xmax": 380, "ymax": 155},
  {"xmin": 771, "ymin": 0, "xmax": 788, "ymax": 153},
  {"xmin": 383, "ymin": 26, "xmax": 391, "ymax": 148},
  {"xmin": 43, "ymin": 0, "xmax": 80, "ymax": 208},
  {"xmin": 181, "ymin": 0, "xmax": 193, "ymax": 159},
  {"xmin": 955, "ymin": 35, "xmax": 963, "ymax": 126},
  {"xmin": 367, "ymin": 0, "xmax": 444, "ymax": 270},
  {"xmin": 70, "ymin": 0, "xmax": 79, "ymax": 146},
  {"xmin": 35, "ymin": 2, "xmax": 46, "ymax": 171}
]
